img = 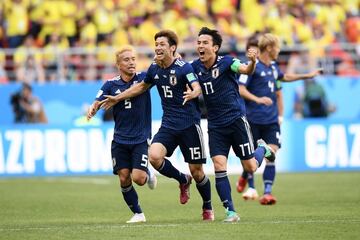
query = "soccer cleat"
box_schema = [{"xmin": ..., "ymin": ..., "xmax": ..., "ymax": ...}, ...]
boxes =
[
  {"xmin": 223, "ymin": 209, "xmax": 240, "ymax": 223},
  {"xmin": 147, "ymin": 168, "xmax": 157, "ymax": 190},
  {"xmin": 259, "ymin": 194, "xmax": 277, "ymax": 205},
  {"xmin": 202, "ymin": 209, "xmax": 215, "ymax": 221},
  {"xmin": 257, "ymin": 139, "xmax": 276, "ymax": 162},
  {"xmin": 126, "ymin": 213, "xmax": 146, "ymax": 223},
  {"xmin": 179, "ymin": 175, "xmax": 192, "ymax": 204},
  {"xmin": 236, "ymin": 176, "xmax": 247, "ymax": 193},
  {"xmin": 242, "ymin": 188, "xmax": 259, "ymax": 200}
]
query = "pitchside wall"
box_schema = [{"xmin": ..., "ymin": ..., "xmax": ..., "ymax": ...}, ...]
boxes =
[{"xmin": 0, "ymin": 76, "xmax": 359, "ymax": 177}]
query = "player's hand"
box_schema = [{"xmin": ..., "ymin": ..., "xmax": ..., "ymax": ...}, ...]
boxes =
[
  {"xmin": 174, "ymin": 52, "xmax": 182, "ymax": 60},
  {"xmin": 257, "ymin": 96, "xmax": 273, "ymax": 106},
  {"xmin": 87, "ymin": 104, "xmax": 97, "ymax": 120},
  {"xmin": 182, "ymin": 84, "xmax": 193, "ymax": 105},
  {"xmin": 246, "ymin": 48, "xmax": 257, "ymax": 62},
  {"xmin": 100, "ymin": 95, "xmax": 118, "ymax": 110},
  {"xmin": 309, "ymin": 68, "xmax": 323, "ymax": 78}
]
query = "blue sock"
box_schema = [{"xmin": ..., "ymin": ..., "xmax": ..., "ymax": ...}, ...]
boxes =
[
  {"xmin": 248, "ymin": 173, "xmax": 255, "ymax": 189},
  {"xmin": 263, "ymin": 163, "xmax": 276, "ymax": 194},
  {"xmin": 241, "ymin": 171, "xmax": 248, "ymax": 179},
  {"xmin": 196, "ymin": 175, "xmax": 212, "ymax": 210},
  {"xmin": 157, "ymin": 158, "xmax": 187, "ymax": 184},
  {"xmin": 254, "ymin": 146, "xmax": 265, "ymax": 167},
  {"xmin": 121, "ymin": 185, "xmax": 142, "ymax": 214},
  {"xmin": 215, "ymin": 171, "xmax": 235, "ymax": 212}
]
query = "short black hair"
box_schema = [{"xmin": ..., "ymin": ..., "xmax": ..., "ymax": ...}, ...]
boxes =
[
  {"xmin": 198, "ymin": 27, "xmax": 223, "ymax": 52},
  {"xmin": 154, "ymin": 30, "xmax": 178, "ymax": 47},
  {"xmin": 246, "ymin": 36, "xmax": 259, "ymax": 51},
  {"xmin": 22, "ymin": 82, "xmax": 32, "ymax": 92}
]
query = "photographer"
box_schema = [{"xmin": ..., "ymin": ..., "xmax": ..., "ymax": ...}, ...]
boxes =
[{"xmin": 10, "ymin": 83, "xmax": 48, "ymax": 123}]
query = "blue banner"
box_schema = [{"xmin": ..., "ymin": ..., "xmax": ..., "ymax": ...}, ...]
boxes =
[{"xmin": 0, "ymin": 119, "xmax": 359, "ymax": 177}]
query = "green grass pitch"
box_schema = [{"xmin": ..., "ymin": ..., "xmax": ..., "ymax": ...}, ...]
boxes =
[{"xmin": 0, "ymin": 172, "xmax": 359, "ymax": 240}]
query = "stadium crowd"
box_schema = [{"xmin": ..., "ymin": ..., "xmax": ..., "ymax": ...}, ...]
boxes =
[{"xmin": 0, "ymin": 0, "xmax": 359, "ymax": 82}]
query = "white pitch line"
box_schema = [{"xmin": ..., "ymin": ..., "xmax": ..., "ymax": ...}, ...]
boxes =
[{"xmin": 1, "ymin": 219, "xmax": 359, "ymax": 232}]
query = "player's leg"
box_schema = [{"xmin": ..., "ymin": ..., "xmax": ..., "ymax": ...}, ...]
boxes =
[
  {"xmin": 236, "ymin": 171, "xmax": 248, "ymax": 193},
  {"xmin": 179, "ymin": 124, "xmax": 212, "ymax": 215},
  {"xmin": 236, "ymin": 117, "xmax": 275, "ymax": 173},
  {"xmin": 241, "ymin": 122, "xmax": 261, "ymax": 200},
  {"xmin": 209, "ymin": 126, "xmax": 239, "ymax": 222},
  {"xmin": 131, "ymin": 141, "xmax": 157, "ymax": 189},
  {"xmin": 112, "ymin": 141, "xmax": 145, "ymax": 223},
  {"xmin": 149, "ymin": 127, "xmax": 188, "ymax": 185},
  {"xmin": 258, "ymin": 123, "xmax": 281, "ymax": 205}
]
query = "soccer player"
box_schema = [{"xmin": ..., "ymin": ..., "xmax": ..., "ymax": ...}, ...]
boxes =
[
  {"xmin": 191, "ymin": 27, "xmax": 275, "ymax": 222},
  {"xmin": 237, "ymin": 33, "xmax": 322, "ymax": 205},
  {"xmin": 100, "ymin": 30, "xmax": 214, "ymax": 221},
  {"xmin": 87, "ymin": 46, "xmax": 157, "ymax": 223}
]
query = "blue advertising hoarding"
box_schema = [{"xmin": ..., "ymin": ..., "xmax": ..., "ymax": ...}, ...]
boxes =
[{"xmin": 0, "ymin": 119, "xmax": 359, "ymax": 178}]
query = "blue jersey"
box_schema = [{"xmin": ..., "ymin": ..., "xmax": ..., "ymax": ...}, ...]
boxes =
[
  {"xmin": 191, "ymin": 55, "xmax": 246, "ymax": 129},
  {"xmin": 239, "ymin": 60, "xmax": 283, "ymax": 124},
  {"xmin": 144, "ymin": 59, "xmax": 201, "ymax": 130},
  {"xmin": 96, "ymin": 72, "xmax": 151, "ymax": 144}
]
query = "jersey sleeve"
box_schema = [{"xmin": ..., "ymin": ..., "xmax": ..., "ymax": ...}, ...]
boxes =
[
  {"xmin": 95, "ymin": 81, "xmax": 111, "ymax": 101},
  {"xmin": 143, "ymin": 64, "xmax": 155, "ymax": 84},
  {"xmin": 183, "ymin": 63, "xmax": 198, "ymax": 83},
  {"xmin": 275, "ymin": 64, "xmax": 285, "ymax": 81}
]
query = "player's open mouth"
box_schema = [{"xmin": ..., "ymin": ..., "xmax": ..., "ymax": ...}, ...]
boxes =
[
  {"xmin": 156, "ymin": 51, "xmax": 164, "ymax": 56},
  {"xmin": 199, "ymin": 51, "xmax": 205, "ymax": 56}
]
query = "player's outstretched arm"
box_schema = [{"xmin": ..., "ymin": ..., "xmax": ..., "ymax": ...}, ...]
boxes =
[
  {"xmin": 238, "ymin": 48, "xmax": 257, "ymax": 75},
  {"xmin": 283, "ymin": 68, "xmax": 323, "ymax": 82},
  {"xmin": 276, "ymin": 90, "xmax": 284, "ymax": 125},
  {"xmin": 239, "ymin": 85, "xmax": 273, "ymax": 106},
  {"xmin": 87, "ymin": 101, "xmax": 101, "ymax": 120},
  {"xmin": 183, "ymin": 81, "xmax": 202, "ymax": 105},
  {"xmin": 101, "ymin": 82, "xmax": 151, "ymax": 110}
]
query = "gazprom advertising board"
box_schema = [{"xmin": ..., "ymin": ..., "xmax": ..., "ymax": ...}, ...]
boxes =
[{"xmin": 0, "ymin": 119, "xmax": 359, "ymax": 178}]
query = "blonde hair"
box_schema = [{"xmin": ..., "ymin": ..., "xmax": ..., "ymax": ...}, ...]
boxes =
[
  {"xmin": 115, "ymin": 45, "xmax": 136, "ymax": 63},
  {"xmin": 258, "ymin": 33, "xmax": 280, "ymax": 52}
]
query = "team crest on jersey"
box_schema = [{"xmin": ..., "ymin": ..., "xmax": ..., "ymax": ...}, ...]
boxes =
[
  {"xmin": 212, "ymin": 67, "xmax": 219, "ymax": 78},
  {"xmin": 115, "ymin": 89, "xmax": 121, "ymax": 94},
  {"xmin": 169, "ymin": 75, "xmax": 177, "ymax": 86}
]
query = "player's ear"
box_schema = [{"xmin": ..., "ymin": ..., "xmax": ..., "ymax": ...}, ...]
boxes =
[
  {"xmin": 170, "ymin": 45, "xmax": 176, "ymax": 53},
  {"xmin": 213, "ymin": 45, "xmax": 219, "ymax": 53}
]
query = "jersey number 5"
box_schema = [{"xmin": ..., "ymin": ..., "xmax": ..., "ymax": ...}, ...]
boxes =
[{"xmin": 125, "ymin": 99, "xmax": 131, "ymax": 109}]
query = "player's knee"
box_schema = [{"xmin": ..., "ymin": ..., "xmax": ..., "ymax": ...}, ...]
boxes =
[
  {"xmin": 148, "ymin": 152, "xmax": 164, "ymax": 168},
  {"xmin": 243, "ymin": 161, "xmax": 257, "ymax": 173},
  {"xmin": 119, "ymin": 174, "xmax": 131, "ymax": 186},
  {"xmin": 132, "ymin": 174, "xmax": 147, "ymax": 186},
  {"xmin": 189, "ymin": 166, "xmax": 204, "ymax": 182}
]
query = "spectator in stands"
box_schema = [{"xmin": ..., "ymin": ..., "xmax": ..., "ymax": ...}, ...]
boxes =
[
  {"xmin": 42, "ymin": 33, "xmax": 68, "ymax": 82},
  {"xmin": 3, "ymin": 0, "xmax": 28, "ymax": 48},
  {"xmin": 14, "ymin": 35, "xmax": 45, "ymax": 83},
  {"xmin": 10, "ymin": 83, "xmax": 47, "ymax": 123},
  {"xmin": 0, "ymin": 50, "xmax": 8, "ymax": 83}
]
